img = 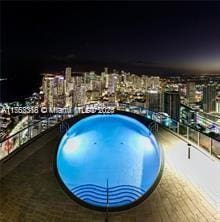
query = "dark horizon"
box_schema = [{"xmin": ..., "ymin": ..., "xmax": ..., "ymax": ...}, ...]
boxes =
[{"xmin": 1, "ymin": 1, "xmax": 220, "ymax": 101}]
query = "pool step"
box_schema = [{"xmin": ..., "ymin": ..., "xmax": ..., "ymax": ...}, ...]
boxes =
[{"xmin": 71, "ymin": 184, "xmax": 145, "ymax": 207}]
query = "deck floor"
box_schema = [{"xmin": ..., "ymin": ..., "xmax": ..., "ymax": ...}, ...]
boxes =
[{"xmin": 0, "ymin": 127, "xmax": 219, "ymax": 222}]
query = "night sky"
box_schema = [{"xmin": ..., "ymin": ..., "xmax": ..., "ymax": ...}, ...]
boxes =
[{"xmin": 1, "ymin": 1, "xmax": 220, "ymax": 101}]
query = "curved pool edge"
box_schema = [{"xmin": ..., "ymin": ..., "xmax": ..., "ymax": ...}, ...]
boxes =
[{"xmin": 54, "ymin": 112, "xmax": 164, "ymax": 212}]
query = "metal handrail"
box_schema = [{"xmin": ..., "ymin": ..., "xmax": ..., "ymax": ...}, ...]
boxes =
[
  {"xmin": 120, "ymin": 103, "xmax": 220, "ymax": 142},
  {"xmin": 0, "ymin": 103, "xmax": 219, "ymax": 160},
  {"xmin": 1, "ymin": 104, "xmax": 219, "ymax": 143},
  {"xmin": 0, "ymin": 119, "xmax": 42, "ymax": 143},
  {"xmin": 0, "ymin": 114, "xmax": 70, "ymax": 143}
]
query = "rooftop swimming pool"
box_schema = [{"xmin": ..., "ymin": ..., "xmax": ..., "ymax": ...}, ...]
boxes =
[{"xmin": 56, "ymin": 114, "xmax": 163, "ymax": 211}]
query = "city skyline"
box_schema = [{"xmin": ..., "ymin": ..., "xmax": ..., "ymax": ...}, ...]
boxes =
[
  {"xmin": 1, "ymin": 65, "xmax": 220, "ymax": 157},
  {"xmin": 2, "ymin": 1, "xmax": 220, "ymax": 101},
  {"xmin": 1, "ymin": 2, "xmax": 220, "ymax": 218}
]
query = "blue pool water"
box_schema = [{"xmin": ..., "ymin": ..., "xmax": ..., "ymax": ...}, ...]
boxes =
[{"xmin": 56, "ymin": 114, "xmax": 163, "ymax": 210}]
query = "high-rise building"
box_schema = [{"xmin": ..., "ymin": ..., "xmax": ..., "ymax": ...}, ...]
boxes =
[
  {"xmin": 65, "ymin": 67, "xmax": 73, "ymax": 97},
  {"xmin": 54, "ymin": 75, "xmax": 65, "ymax": 107},
  {"xmin": 104, "ymin": 67, "xmax": 108, "ymax": 74},
  {"xmin": 65, "ymin": 67, "xmax": 72, "ymax": 82},
  {"xmin": 146, "ymin": 90, "xmax": 162, "ymax": 112},
  {"xmin": 89, "ymin": 78, "xmax": 101, "ymax": 93},
  {"xmin": 144, "ymin": 76, "xmax": 149, "ymax": 90},
  {"xmin": 42, "ymin": 73, "xmax": 66, "ymax": 107},
  {"xmin": 147, "ymin": 76, "xmax": 160, "ymax": 90},
  {"xmin": 152, "ymin": 76, "xmax": 160, "ymax": 90},
  {"xmin": 89, "ymin": 71, "xmax": 96, "ymax": 81},
  {"xmin": 78, "ymin": 84, "xmax": 88, "ymax": 105},
  {"xmin": 186, "ymin": 82, "xmax": 196, "ymax": 104},
  {"xmin": 164, "ymin": 91, "xmax": 180, "ymax": 121},
  {"xmin": 203, "ymin": 84, "xmax": 216, "ymax": 113},
  {"xmin": 42, "ymin": 74, "xmax": 55, "ymax": 107},
  {"xmin": 55, "ymin": 75, "xmax": 65, "ymax": 96},
  {"xmin": 106, "ymin": 72, "xmax": 118, "ymax": 94}
]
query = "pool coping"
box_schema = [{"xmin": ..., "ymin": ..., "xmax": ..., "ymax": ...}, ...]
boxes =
[{"xmin": 53, "ymin": 111, "xmax": 165, "ymax": 212}]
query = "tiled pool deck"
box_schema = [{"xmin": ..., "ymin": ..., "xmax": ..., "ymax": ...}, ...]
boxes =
[{"xmin": 0, "ymin": 125, "xmax": 219, "ymax": 222}]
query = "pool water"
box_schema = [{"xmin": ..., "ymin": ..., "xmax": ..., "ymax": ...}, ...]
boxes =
[{"xmin": 56, "ymin": 114, "xmax": 163, "ymax": 210}]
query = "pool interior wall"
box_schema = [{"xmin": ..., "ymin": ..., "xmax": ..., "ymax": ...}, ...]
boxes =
[{"xmin": 56, "ymin": 113, "xmax": 163, "ymax": 211}]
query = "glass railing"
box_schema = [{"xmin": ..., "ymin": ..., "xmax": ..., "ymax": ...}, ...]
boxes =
[
  {"xmin": 0, "ymin": 114, "xmax": 73, "ymax": 160},
  {"xmin": 118, "ymin": 103, "xmax": 220, "ymax": 160},
  {"xmin": 0, "ymin": 103, "xmax": 219, "ymax": 161}
]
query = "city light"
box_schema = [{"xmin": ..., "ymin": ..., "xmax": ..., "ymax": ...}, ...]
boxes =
[{"xmin": 1, "ymin": 2, "xmax": 220, "ymax": 221}]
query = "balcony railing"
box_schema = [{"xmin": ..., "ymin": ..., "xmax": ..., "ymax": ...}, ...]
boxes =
[
  {"xmin": 118, "ymin": 104, "xmax": 220, "ymax": 160},
  {"xmin": 0, "ymin": 104, "xmax": 219, "ymax": 161},
  {"xmin": 0, "ymin": 114, "xmax": 73, "ymax": 160}
]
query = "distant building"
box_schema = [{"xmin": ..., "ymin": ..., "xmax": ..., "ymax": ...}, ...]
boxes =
[
  {"xmin": 146, "ymin": 90, "xmax": 162, "ymax": 112},
  {"xmin": 65, "ymin": 67, "xmax": 72, "ymax": 83},
  {"xmin": 104, "ymin": 67, "xmax": 108, "ymax": 74},
  {"xmin": 42, "ymin": 73, "xmax": 65, "ymax": 107},
  {"xmin": 203, "ymin": 84, "xmax": 216, "ymax": 113},
  {"xmin": 106, "ymin": 73, "xmax": 118, "ymax": 94},
  {"xmin": 186, "ymin": 82, "xmax": 196, "ymax": 104},
  {"xmin": 89, "ymin": 71, "xmax": 96, "ymax": 81},
  {"xmin": 151, "ymin": 76, "xmax": 160, "ymax": 90},
  {"xmin": 42, "ymin": 74, "xmax": 55, "ymax": 107},
  {"xmin": 164, "ymin": 91, "xmax": 180, "ymax": 121}
]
